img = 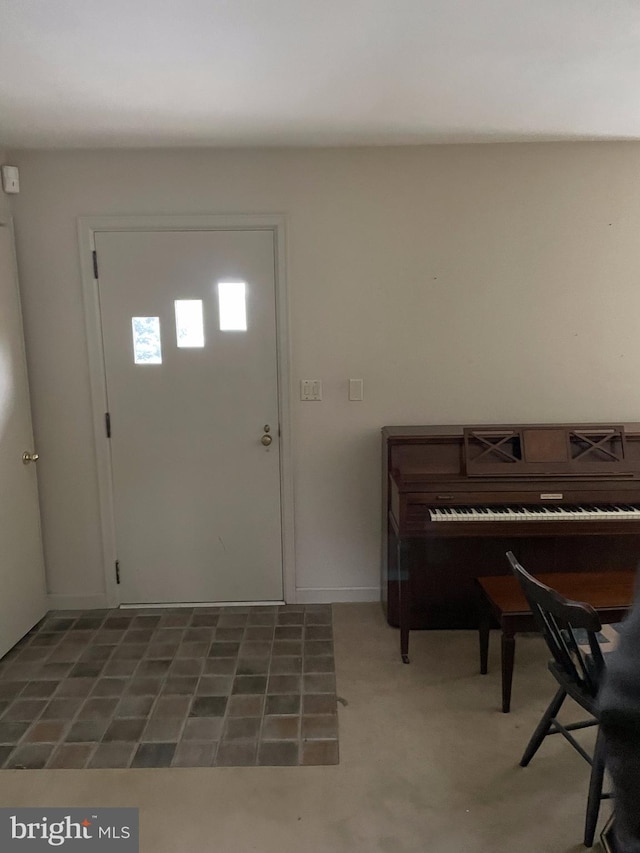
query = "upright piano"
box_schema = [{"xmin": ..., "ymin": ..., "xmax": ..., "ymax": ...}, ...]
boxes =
[{"xmin": 382, "ymin": 423, "xmax": 640, "ymax": 661}]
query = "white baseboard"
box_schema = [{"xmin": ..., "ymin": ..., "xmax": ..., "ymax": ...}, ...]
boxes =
[
  {"xmin": 47, "ymin": 593, "xmax": 109, "ymax": 611},
  {"xmin": 295, "ymin": 587, "xmax": 380, "ymax": 604}
]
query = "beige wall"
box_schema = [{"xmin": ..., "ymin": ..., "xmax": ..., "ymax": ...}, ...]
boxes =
[
  {"xmin": 8, "ymin": 143, "xmax": 640, "ymax": 606},
  {"xmin": 0, "ymin": 151, "xmax": 12, "ymax": 217}
]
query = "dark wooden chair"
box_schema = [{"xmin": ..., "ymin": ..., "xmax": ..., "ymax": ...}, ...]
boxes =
[{"xmin": 506, "ymin": 551, "xmax": 611, "ymax": 848}]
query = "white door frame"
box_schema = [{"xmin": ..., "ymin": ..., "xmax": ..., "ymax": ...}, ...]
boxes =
[{"xmin": 77, "ymin": 214, "xmax": 295, "ymax": 608}]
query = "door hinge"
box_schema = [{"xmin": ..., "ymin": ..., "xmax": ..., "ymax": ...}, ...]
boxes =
[
  {"xmin": 105, "ymin": 412, "xmax": 111, "ymax": 438},
  {"xmin": 115, "ymin": 560, "xmax": 120, "ymax": 585},
  {"xmin": 92, "ymin": 250, "xmax": 99, "ymax": 279}
]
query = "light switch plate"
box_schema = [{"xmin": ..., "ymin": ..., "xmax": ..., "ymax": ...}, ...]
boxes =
[
  {"xmin": 1, "ymin": 165, "xmax": 19, "ymax": 194},
  {"xmin": 349, "ymin": 379, "xmax": 364, "ymax": 401},
  {"xmin": 301, "ymin": 379, "xmax": 322, "ymax": 401}
]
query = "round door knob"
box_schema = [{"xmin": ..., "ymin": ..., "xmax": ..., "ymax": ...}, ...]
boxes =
[
  {"xmin": 261, "ymin": 434, "xmax": 273, "ymax": 446},
  {"xmin": 22, "ymin": 451, "xmax": 39, "ymax": 465}
]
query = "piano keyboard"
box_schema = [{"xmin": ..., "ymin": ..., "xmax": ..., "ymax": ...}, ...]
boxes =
[{"xmin": 429, "ymin": 504, "xmax": 640, "ymax": 522}]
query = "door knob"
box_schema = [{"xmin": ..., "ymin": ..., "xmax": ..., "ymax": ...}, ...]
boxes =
[
  {"xmin": 22, "ymin": 451, "xmax": 39, "ymax": 465},
  {"xmin": 261, "ymin": 434, "xmax": 273, "ymax": 447}
]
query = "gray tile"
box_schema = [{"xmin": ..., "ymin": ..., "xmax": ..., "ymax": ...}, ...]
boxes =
[
  {"xmin": 122, "ymin": 629, "xmax": 154, "ymax": 644},
  {"xmin": 112, "ymin": 644, "xmax": 147, "ymax": 660},
  {"xmin": 54, "ymin": 678, "xmax": 95, "ymax": 697},
  {"xmin": 169, "ymin": 658, "xmax": 204, "ymax": 677},
  {"xmin": 215, "ymin": 741, "xmax": 257, "ymax": 766},
  {"xmin": 302, "ymin": 714, "xmax": 339, "ymax": 739},
  {"xmin": 257, "ymin": 740, "xmax": 299, "ymax": 766},
  {"xmin": 70, "ymin": 662, "xmax": 105, "ymax": 678},
  {"xmin": 183, "ymin": 628, "xmax": 214, "ymax": 643},
  {"xmin": 227, "ymin": 695, "xmax": 264, "ymax": 717},
  {"xmin": 0, "ymin": 721, "xmax": 30, "ymax": 743},
  {"xmin": 208, "ymin": 642, "xmax": 240, "ymax": 658},
  {"xmin": 240, "ymin": 642, "xmax": 272, "ymax": 657},
  {"xmin": 305, "ymin": 625, "xmax": 333, "ymax": 640},
  {"xmin": 268, "ymin": 675, "xmax": 301, "ymax": 694},
  {"xmin": 265, "ymin": 694, "xmax": 300, "ymax": 716},
  {"xmin": 24, "ymin": 720, "xmax": 67, "ymax": 742},
  {"xmin": 172, "ymin": 741, "xmax": 215, "ymax": 767},
  {"xmin": 0, "ymin": 745, "xmax": 12, "ymax": 767},
  {"xmin": 162, "ymin": 677, "xmax": 198, "ymax": 695},
  {"xmin": 190, "ymin": 614, "xmax": 219, "ymax": 628},
  {"xmin": 301, "ymin": 739, "xmax": 339, "ymax": 765},
  {"xmin": 214, "ymin": 627, "xmax": 244, "ymax": 642},
  {"xmin": 223, "ymin": 717, "xmax": 261, "ymax": 741},
  {"xmin": 6, "ymin": 743, "xmax": 55, "ymax": 769},
  {"xmin": 89, "ymin": 742, "xmax": 135, "ymax": 768},
  {"xmin": 0, "ymin": 682, "xmax": 25, "ymax": 701},
  {"xmin": 190, "ymin": 697, "xmax": 227, "ymax": 717},
  {"xmin": 303, "ymin": 674, "xmax": 336, "ymax": 694},
  {"xmin": 142, "ymin": 717, "xmax": 183, "ymax": 742},
  {"xmin": 236, "ymin": 657, "xmax": 270, "ymax": 676},
  {"xmin": 176, "ymin": 642, "xmax": 209, "ymax": 658},
  {"xmin": 303, "ymin": 694, "xmax": 338, "ymax": 715},
  {"xmin": 261, "ymin": 716, "xmax": 300, "ymax": 740},
  {"xmin": 2, "ymin": 699, "xmax": 47, "ymax": 721},
  {"xmin": 196, "ymin": 676, "xmax": 233, "ymax": 696},
  {"xmin": 125, "ymin": 678, "xmax": 163, "ymax": 696},
  {"xmin": 91, "ymin": 678, "xmax": 128, "ymax": 697},
  {"xmin": 244, "ymin": 626, "xmax": 275, "ymax": 641},
  {"xmin": 246, "ymin": 612, "xmax": 277, "ymax": 626},
  {"xmin": 151, "ymin": 695, "xmax": 191, "ymax": 718},
  {"xmin": 115, "ymin": 695, "xmax": 156, "ymax": 718},
  {"xmin": 79, "ymin": 645, "xmax": 114, "ymax": 662},
  {"xmin": 216, "ymin": 613, "xmax": 247, "ymax": 628},
  {"xmin": 103, "ymin": 718, "xmax": 147, "ymax": 742},
  {"xmin": 40, "ymin": 697, "xmax": 84, "ymax": 719},
  {"xmin": 159, "ymin": 613, "xmax": 191, "ymax": 628},
  {"xmin": 270, "ymin": 656, "xmax": 302, "ymax": 675},
  {"xmin": 203, "ymin": 658, "xmax": 236, "ymax": 676},
  {"xmin": 145, "ymin": 643, "xmax": 180, "ymax": 660},
  {"xmin": 232, "ymin": 676, "xmax": 267, "ymax": 695},
  {"xmin": 46, "ymin": 743, "xmax": 94, "ymax": 769},
  {"xmin": 303, "ymin": 656, "xmax": 334, "ymax": 674},
  {"xmin": 274, "ymin": 626, "xmax": 303, "ymax": 640},
  {"xmin": 182, "ymin": 717, "xmax": 223, "ymax": 741},
  {"xmin": 272, "ymin": 641, "xmax": 302, "ymax": 656},
  {"xmin": 136, "ymin": 659, "xmax": 171, "ymax": 677},
  {"xmin": 276, "ymin": 611, "xmax": 305, "ymax": 626},
  {"xmin": 35, "ymin": 663, "xmax": 74, "ymax": 680},
  {"xmin": 304, "ymin": 641, "xmax": 334, "ymax": 657},
  {"xmin": 20, "ymin": 681, "xmax": 58, "ymax": 698},
  {"xmin": 102, "ymin": 659, "xmax": 139, "ymax": 677},
  {"xmin": 66, "ymin": 719, "xmax": 109, "ymax": 742},
  {"xmin": 131, "ymin": 742, "xmax": 176, "ymax": 768},
  {"xmin": 77, "ymin": 697, "xmax": 119, "ymax": 720}
]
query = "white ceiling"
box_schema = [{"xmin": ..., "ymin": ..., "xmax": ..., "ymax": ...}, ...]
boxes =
[{"xmin": 2, "ymin": 0, "xmax": 640, "ymax": 148}]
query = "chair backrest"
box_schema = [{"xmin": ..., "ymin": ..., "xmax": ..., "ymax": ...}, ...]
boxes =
[{"xmin": 506, "ymin": 551, "xmax": 605, "ymax": 697}]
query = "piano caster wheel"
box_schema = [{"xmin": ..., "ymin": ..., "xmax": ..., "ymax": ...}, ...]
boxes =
[{"xmin": 402, "ymin": 654, "xmax": 410, "ymax": 664}]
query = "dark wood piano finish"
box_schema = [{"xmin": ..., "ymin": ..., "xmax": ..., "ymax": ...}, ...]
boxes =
[{"xmin": 382, "ymin": 423, "xmax": 640, "ymax": 661}]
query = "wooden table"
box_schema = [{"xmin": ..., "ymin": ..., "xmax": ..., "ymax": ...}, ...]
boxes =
[{"xmin": 476, "ymin": 570, "xmax": 635, "ymax": 712}]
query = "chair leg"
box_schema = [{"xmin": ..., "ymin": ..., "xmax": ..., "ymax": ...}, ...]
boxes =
[
  {"xmin": 584, "ymin": 728, "xmax": 606, "ymax": 848},
  {"xmin": 520, "ymin": 687, "xmax": 567, "ymax": 767}
]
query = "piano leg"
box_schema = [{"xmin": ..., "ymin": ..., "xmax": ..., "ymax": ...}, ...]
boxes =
[
  {"xmin": 398, "ymin": 536, "xmax": 410, "ymax": 663},
  {"xmin": 501, "ymin": 631, "xmax": 516, "ymax": 713}
]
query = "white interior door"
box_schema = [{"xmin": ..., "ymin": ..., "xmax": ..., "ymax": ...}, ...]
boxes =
[
  {"xmin": 0, "ymin": 221, "xmax": 47, "ymax": 657},
  {"xmin": 95, "ymin": 229, "xmax": 283, "ymax": 604}
]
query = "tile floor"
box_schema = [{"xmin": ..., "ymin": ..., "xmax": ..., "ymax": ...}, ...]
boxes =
[{"xmin": 0, "ymin": 604, "xmax": 338, "ymax": 769}]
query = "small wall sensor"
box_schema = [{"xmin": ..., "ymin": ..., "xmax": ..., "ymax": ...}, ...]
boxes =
[{"xmin": 1, "ymin": 165, "xmax": 20, "ymax": 194}]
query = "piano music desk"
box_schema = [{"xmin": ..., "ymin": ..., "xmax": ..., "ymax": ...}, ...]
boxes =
[{"xmin": 476, "ymin": 570, "xmax": 634, "ymax": 712}]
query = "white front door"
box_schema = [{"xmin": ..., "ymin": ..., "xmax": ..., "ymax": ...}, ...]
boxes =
[
  {"xmin": 95, "ymin": 229, "xmax": 283, "ymax": 604},
  {"xmin": 0, "ymin": 222, "xmax": 47, "ymax": 657}
]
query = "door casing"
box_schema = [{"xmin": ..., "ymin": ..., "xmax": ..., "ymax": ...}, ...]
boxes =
[{"xmin": 78, "ymin": 215, "xmax": 295, "ymax": 608}]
